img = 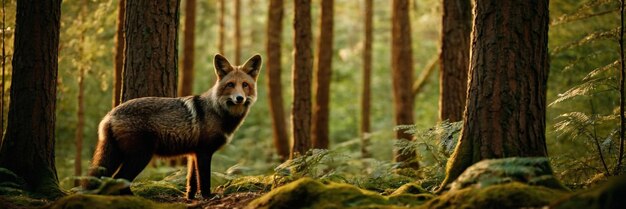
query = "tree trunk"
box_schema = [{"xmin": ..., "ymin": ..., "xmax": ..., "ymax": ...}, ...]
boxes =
[
  {"xmin": 291, "ymin": 0, "xmax": 313, "ymax": 158},
  {"xmin": 311, "ymin": 0, "xmax": 334, "ymax": 150},
  {"xmin": 122, "ymin": 0, "xmax": 180, "ymax": 102},
  {"xmin": 391, "ymin": 0, "xmax": 417, "ymax": 168},
  {"xmin": 112, "ymin": 0, "xmax": 126, "ymax": 108},
  {"xmin": 75, "ymin": 0, "xmax": 88, "ymax": 187},
  {"xmin": 0, "ymin": 0, "xmax": 63, "ymax": 198},
  {"xmin": 179, "ymin": 0, "xmax": 195, "ymax": 97},
  {"xmin": 234, "ymin": 0, "xmax": 241, "ymax": 64},
  {"xmin": 439, "ymin": 0, "xmax": 471, "ymax": 122},
  {"xmin": 439, "ymin": 0, "xmax": 550, "ymax": 190},
  {"xmin": 266, "ymin": 0, "xmax": 290, "ymax": 161},
  {"xmin": 218, "ymin": 0, "xmax": 225, "ymax": 55},
  {"xmin": 361, "ymin": 0, "xmax": 373, "ymax": 158}
]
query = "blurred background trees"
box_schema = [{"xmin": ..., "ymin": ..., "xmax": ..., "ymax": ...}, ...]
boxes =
[{"xmin": 0, "ymin": 0, "xmax": 622, "ymax": 191}]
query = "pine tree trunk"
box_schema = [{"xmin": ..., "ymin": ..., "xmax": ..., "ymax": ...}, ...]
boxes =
[
  {"xmin": 179, "ymin": 0, "xmax": 196, "ymax": 97},
  {"xmin": 266, "ymin": 0, "xmax": 290, "ymax": 161},
  {"xmin": 218, "ymin": 0, "xmax": 225, "ymax": 55},
  {"xmin": 112, "ymin": 0, "xmax": 126, "ymax": 108},
  {"xmin": 122, "ymin": 0, "xmax": 180, "ymax": 102},
  {"xmin": 75, "ymin": 0, "xmax": 88, "ymax": 186},
  {"xmin": 439, "ymin": 0, "xmax": 471, "ymax": 122},
  {"xmin": 0, "ymin": 0, "xmax": 63, "ymax": 198},
  {"xmin": 234, "ymin": 0, "xmax": 241, "ymax": 64},
  {"xmin": 291, "ymin": 0, "xmax": 313, "ymax": 158},
  {"xmin": 361, "ymin": 0, "xmax": 373, "ymax": 158},
  {"xmin": 391, "ymin": 0, "xmax": 417, "ymax": 168},
  {"xmin": 439, "ymin": 0, "xmax": 550, "ymax": 190},
  {"xmin": 311, "ymin": 0, "xmax": 334, "ymax": 150}
]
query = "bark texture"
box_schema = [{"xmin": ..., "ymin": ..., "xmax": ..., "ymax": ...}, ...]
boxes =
[
  {"xmin": 235, "ymin": 0, "xmax": 241, "ymax": 64},
  {"xmin": 291, "ymin": 0, "xmax": 313, "ymax": 158},
  {"xmin": 122, "ymin": 0, "xmax": 180, "ymax": 102},
  {"xmin": 391, "ymin": 0, "xmax": 417, "ymax": 168},
  {"xmin": 0, "ymin": 0, "xmax": 63, "ymax": 198},
  {"xmin": 218, "ymin": 0, "xmax": 225, "ymax": 55},
  {"xmin": 439, "ymin": 0, "xmax": 471, "ymax": 122},
  {"xmin": 311, "ymin": 0, "xmax": 334, "ymax": 149},
  {"xmin": 179, "ymin": 0, "xmax": 196, "ymax": 97},
  {"xmin": 266, "ymin": 0, "xmax": 290, "ymax": 161},
  {"xmin": 440, "ymin": 0, "xmax": 550, "ymax": 190},
  {"xmin": 361, "ymin": 0, "xmax": 373, "ymax": 158},
  {"xmin": 113, "ymin": 0, "xmax": 126, "ymax": 108}
]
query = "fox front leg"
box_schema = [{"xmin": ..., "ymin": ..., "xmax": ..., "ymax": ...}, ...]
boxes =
[{"xmin": 195, "ymin": 152, "xmax": 214, "ymax": 198}]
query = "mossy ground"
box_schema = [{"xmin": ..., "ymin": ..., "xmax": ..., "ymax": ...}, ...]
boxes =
[
  {"xmin": 44, "ymin": 194, "xmax": 186, "ymax": 209},
  {"xmin": 246, "ymin": 178, "xmax": 430, "ymax": 209},
  {"xmin": 421, "ymin": 182, "xmax": 568, "ymax": 209}
]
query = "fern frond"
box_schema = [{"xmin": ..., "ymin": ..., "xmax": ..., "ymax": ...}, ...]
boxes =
[
  {"xmin": 583, "ymin": 59, "xmax": 620, "ymax": 81},
  {"xmin": 552, "ymin": 0, "xmax": 620, "ymax": 26},
  {"xmin": 552, "ymin": 27, "xmax": 620, "ymax": 55},
  {"xmin": 562, "ymin": 50, "xmax": 611, "ymax": 72},
  {"xmin": 550, "ymin": 79, "xmax": 599, "ymax": 106}
]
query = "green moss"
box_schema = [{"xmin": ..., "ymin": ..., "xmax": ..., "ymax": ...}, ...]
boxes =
[
  {"xmin": 131, "ymin": 180, "xmax": 184, "ymax": 199},
  {"xmin": 218, "ymin": 175, "xmax": 274, "ymax": 195},
  {"xmin": 550, "ymin": 175, "xmax": 626, "ymax": 209},
  {"xmin": 0, "ymin": 195, "xmax": 49, "ymax": 208},
  {"xmin": 422, "ymin": 182, "xmax": 567, "ymax": 209},
  {"xmin": 45, "ymin": 194, "xmax": 186, "ymax": 209},
  {"xmin": 449, "ymin": 157, "xmax": 569, "ymax": 191},
  {"xmin": 247, "ymin": 178, "xmax": 429, "ymax": 209}
]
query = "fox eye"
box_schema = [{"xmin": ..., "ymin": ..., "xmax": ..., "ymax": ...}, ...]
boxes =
[
  {"xmin": 242, "ymin": 82, "xmax": 249, "ymax": 88},
  {"xmin": 226, "ymin": 82, "xmax": 235, "ymax": 88}
]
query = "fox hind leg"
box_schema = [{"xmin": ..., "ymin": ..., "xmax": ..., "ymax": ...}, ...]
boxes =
[
  {"xmin": 113, "ymin": 134, "xmax": 155, "ymax": 195},
  {"xmin": 186, "ymin": 156, "xmax": 199, "ymax": 199}
]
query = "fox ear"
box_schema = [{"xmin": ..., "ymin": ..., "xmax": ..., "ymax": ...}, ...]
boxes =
[
  {"xmin": 214, "ymin": 54, "xmax": 234, "ymax": 79},
  {"xmin": 241, "ymin": 54, "xmax": 262, "ymax": 80}
]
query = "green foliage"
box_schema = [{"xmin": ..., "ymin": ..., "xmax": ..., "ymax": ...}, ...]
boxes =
[{"xmin": 548, "ymin": 0, "xmax": 624, "ymax": 186}]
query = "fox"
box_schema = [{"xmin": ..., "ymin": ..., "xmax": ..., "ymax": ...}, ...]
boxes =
[{"xmin": 85, "ymin": 54, "xmax": 262, "ymax": 199}]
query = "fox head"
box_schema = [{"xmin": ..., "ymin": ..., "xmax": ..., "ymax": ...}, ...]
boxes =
[{"xmin": 212, "ymin": 54, "xmax": 262, "ymax": 116}]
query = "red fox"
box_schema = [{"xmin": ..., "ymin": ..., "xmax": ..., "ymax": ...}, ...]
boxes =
[{"xmin": 85, "ymin": 54, "xmax": 262, "ymax": 199}]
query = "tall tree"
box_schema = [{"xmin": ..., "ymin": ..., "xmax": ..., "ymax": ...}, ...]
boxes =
[
  {"xmin": 121, "ymin": 0, "xmax": 179, "ymax": 102},
  {"xmin": 266, "ymin": 0, "xmax": 290, "ymax": 161},
  {"xmin": 234, "ymin": 0, "xmax": 241, "ymax": 64},
  {"xmin": 0, "ymin": 0, "xmax": 63, "ymax": 198},
  {"xmin": 439, "ymin": 0, "xmax": 550, "ymax": 190},
  {"xmin": 112, "ymin": 0, "xmax": 126, "ymax": 108},
  {"xmin": 218, "ymin": 0, "xmax": 225, "ymax": 55},
  {"xmin": 439, "ymin": 0, "xmax": 471, "ymax": 122},
  {"xmin": 75, "ymin": 0, "xmax": 88, "ymax": 186},
  {"xmin": 179, "ymin": 0, "xmax": 196, "ymax": 97},
  {"xmin": 361, "ymin": 0, "xmax": 373, "ymax": 158},
  {"xmin": 291, "ymin": 0, "xmax": 313, "ymax": 158},
  {"xmin": 311, "ymin": 0, "xmax": 334, "ymax": 149},
  {"xmin": 391, "ymin": 0, "xmax": 417, "ymax": 168}
]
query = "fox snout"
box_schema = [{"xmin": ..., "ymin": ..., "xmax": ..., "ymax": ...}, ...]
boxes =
[{"xmin": 231, "ymin": 94, "xmax": 245, "ymax": 104}]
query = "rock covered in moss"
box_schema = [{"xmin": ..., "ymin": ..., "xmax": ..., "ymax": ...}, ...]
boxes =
[
  {"xmin": 450, "ymin": 157, "xmax": 568, "ymax": 191},
  {"xmin": 422, "ymin": 182, "xmax": 567, "ymax": 209},
  {"xmin": 246, "ymin": 178, "xmax": 428, "ymax": 209},
  {"xmin": 550, "ymin": 175, "xmax": 626, "ymax": 209},
  {"xmin": 217, "ymin": 175, "xmax": 275, "ymax": 195},
  {"xmin": 45, "ymin": 194, "xmax": 186, "ymax": 209}
]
